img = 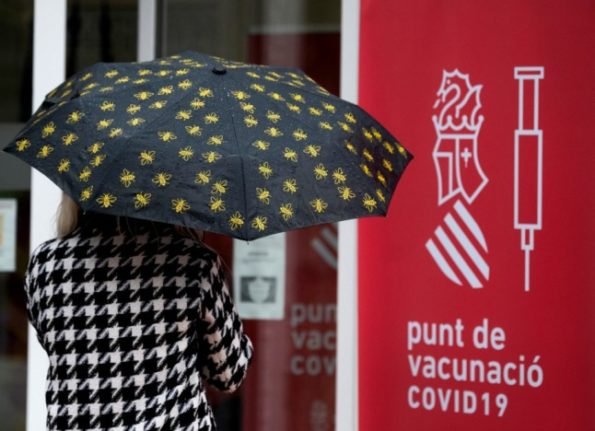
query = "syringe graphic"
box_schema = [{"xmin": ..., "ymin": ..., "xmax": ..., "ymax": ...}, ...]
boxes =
[{"xmin": 514, "ymin": 67, "xmax": 544, "ymax": 292}]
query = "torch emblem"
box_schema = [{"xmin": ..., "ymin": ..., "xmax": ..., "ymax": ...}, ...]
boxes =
[{"xmin": 426, "ymin": 70, "xmax": 490, "ymax": 288}]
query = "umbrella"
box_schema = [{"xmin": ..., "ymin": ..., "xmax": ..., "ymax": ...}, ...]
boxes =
[{"xmin": 3, "ymin": 51, "xmax": 412, "ymax": 241}]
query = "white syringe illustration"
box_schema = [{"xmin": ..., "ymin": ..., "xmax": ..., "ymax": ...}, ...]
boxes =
[{"xmin": 513, "ymin": 67, "xmax": 544, "ymax": 292}]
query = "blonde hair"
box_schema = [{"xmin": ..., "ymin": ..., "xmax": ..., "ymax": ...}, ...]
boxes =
[{"xmin": 56, "ymin": 193, "xmax": 80, "ymax": 238}]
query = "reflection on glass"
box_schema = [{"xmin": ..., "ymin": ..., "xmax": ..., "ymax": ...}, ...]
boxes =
[
  {"xmin": 0, "ymin": 1, "xmax": 34, "ymax": 429},
  {"xmin": 160, "ymin": 1, "xmax": 341, "ymax": 429}
]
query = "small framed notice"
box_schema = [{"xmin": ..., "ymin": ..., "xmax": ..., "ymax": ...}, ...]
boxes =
[
  {"xmin": 232, "ymin": 233, "xmax": 286, "ymax": 320},
  {"xmin": 0, "ymin": 199, "xmax": 17, "ymax": 273}
]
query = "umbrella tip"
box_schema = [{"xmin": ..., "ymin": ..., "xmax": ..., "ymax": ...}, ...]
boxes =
[{"xmin": 212, "ymin": 66, "xmax": 227, "ymax": 75}]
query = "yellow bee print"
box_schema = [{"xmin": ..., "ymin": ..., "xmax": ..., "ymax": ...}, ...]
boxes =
[
  {"xmin": 371, "ymin": 127, "xmax": 382, "ymax": 141},
  {"xmin": 286, "ymin": 103, "xmax": 301, "ymax": 113},
  {"xmin": 376, "ymin": 189, "xmax": 386, "ymax": 203},
  {"xmin": 178, "ymin": 79, "xmax": 193, "ymax": 90},
  {"xmin": 138, "ymin": 69, "xmax": 152, "ymax": 76},
  {"xmin": 79, "ymin": 167, "xmax": 92, "ymax": 182},
  {"xmin": 134, "ymin": 78, "xmax": 149, "ymax": 85},
  {"xmin": 360, "ymin": 164, "xmax": 373, "ymax": 177},
  {"xmin": 134, "ymin": 91, "xmax": 154, "ymax": 101},
  {"xmin": 134, "ymin": 192, "xmax": 152, "ymax": 208},
  {"xmin": 66, "ymin": 111, "xmax": 84, "ymax": 124},
  {"xmin": 244, "ymin": 115, "xmax": 258, "ymax": 128},
  {"xmin": 338, "ymin": 186, "xmax": 355, "ymax": 201},
  {"xmin": 246, "ymin": 71, "xmax": 260, "ymax": 79},
  {"xmin": 152, "ymin": 172, "xmax": 172, "ymax": 187},
  {"xmin": 308, "ymin": 107, "xmax": 322, "ymax": 116},
  {"xmin": 149, "ymin": 100, "xmax": 167, "ymax": 109},
  {"xmin": 177, "ymin": 147, "xmax": 194, "ymax": 161},
  {"xmin": 279, "ymin": 203, "xmax": 294, "ymax": 221},
  {"xmin": 240, "ymin": 102, "xmax": 256, "ymax": 113},
  {"xmin": 82, "ymin": 82, "xmax": 99, "ymax": 91},
  {"xmin": 88, "ymin": 142, "xmax": 104, "ymax": 154},
  {"xmin": 258, "ymin": 162, "xmax": 273, "ymax": 179},
  {"xmin": 232, "ymin": 90, "xmax": 250, "ymax": 101},
  {"xmin": 283, "ymin": 178, "xmax": 298, "ymax": 194},
  {"xmin": 158, "ymin": 131, "xmax": 177, "ymax": 142},
  {"xmin": 304, "ymin": 145, "xmax": 321, "ymax": 158},
  {"xmin": 310, "ymin": 198, "xmax": 328, "ymax": 214},
  {"xmin": 362, "ymin": 148, "xmax": 374, "ymax": 162},
  {"xmin": 268, "ymin": 92, "xmax": 284, "ymax": 102},
  {"xmin": 176, "ymin": 68, "xmax": 190, "ymax": 76},
  {"xmin": 290, "ymin": 93, "xmax": 306, "ymax": 103},
  {"xmin": 383, "ymin": 141, "xmax": 395, "ymax": 154},
  {"xmin": 332, "ymin": 168, "xmax": 347, "ymax": 184},
  {"xmin": 266, "ymin": 110, "xmax": 281, "ymax": 123},
  {"xmin": 362, "ymin": 128, "xmax": 374, "ymax": 142},
  {"xmin": 362, "ymin": 193, "xmax": 378, "ymax": 213},
  {"xmin": 37, "ymin": 144, "xmax": 54, "ymax": 158},
  {"xmin": 115, "ymin": 77, "xmax": 130, "ymax": 84},
  {"xmin": 176, "ymin": 110, "xmax": 192, "ymax": 121},
  {"xmin": 100, "ymin": 84, "xmax": 114, "ymax": 92},
  {"xmin": 396, "ymin": 143, "xmax": 407, "ymax": 157},
  {"xmin": 139, "ymin": 150, "xmax": 156, "ymax": 165},
  {"xmin": 127, "ymin": 104, "xmax": 142, "ymax": 115},
  {"xmin": 202, "ymin": 151, "xmax": 222, "ymax": 163},
  {"xmin": 209, "ymin": 196, "xmax": 226, "ymax": 213},
  {"xmin": 41, "ymin": 122, "xmax": 56, "ymax": 137},
  {"xmin": 338, "ymin": 121, "xmax": 353, "ymax": 133},
  {"xmin": 283, "ymin": 148, "xmax": 298, "ymax": 162},
  {"xmin": 344, "ymin": 112, "xmax": 357, "ymax": 124},
  {"xmin": 313, "ymin": 164, "xmax": 328, "ymax": 180},
  {"xmin": 80, "ymin": 72, "xmax": 93, "ymax": 81},
  {"xmin": 15, "ymin": 138, "xmax": 31, "ymax": 152},
  {"xmin": 185, "ymin": 125, "xmax": 202, "ymax": 136},
  {"xmin": 256, "ymin": 188, "xmax": 271, "ymax": 204},
  {"xmin": 198, "ymin": 87, "xmax": 213, "ymax": 98},
  {"xmin": 322, "ymin": 102, "xmax": 336, "ymax": 113},
  {"xmin": 252, "ymin": 140, "xmax": 270, "ymax": 151},
  {"xmin": 60, "ymin": 132, "xmax": 78, "ymax": 146},
  {"xmin": 211, "ymin": 180, "xmax": 228, "ymax": 195},
  {"xmin": 156, "ymin": 70, "xmax": 172, "ymax": 77},
  {"xmin": 90, "ymin": 154, "xmax": 106, "ymax": 167},
  {"xmin": 269, "ymin": 71, "xmax": 282, "ymax": 79},
  {"xmin": 319, "ymin": 121, "xmax": 333, "ymax": 131},
  {"xmin": 345, "ymin": 141, "xmax": 358, "ymax": 154},
  {"xmin": 194, "ymin": 170, "xmax": 211, "ymax": 185},
  {"xmin": 96, "ymin": 119, "xmax": 113, "ymax": 130},
  {"xmin": 265, "ymin": 75, "xmax": 279, "ymax": 82},
  {"xmin": 229, "ymin": 212, "xmax": 245, "ymax": 230},
  {"xmin": 99, "ymin": 101, "xmax": 116, "ymax": 112},
  {"xmin": 382, "ymin": 158, "xmax": 394, "ymax": 172},
  {"xmin": 250, "ymin": 83, "xmax": 265, "ymax": 93},
  {"xmin": 127, "ymin": 117, "xmax": 145, "ymax": 127},
  {"xmin": 109, "ymin": 128, "xmax": 123, "ymax": 138},
  {"xmin": 190, "ymin": 98, "xmax": 205, "ymax": 109},
  {"xmin": 104, "ymin": 70, "xmax": 119, "ymax": 78},
  {"xmin": 204, "ymin": 113, "xmax": 219, "ymax": 124},
  {"xmin": 376, "ymin": 171, "xmax": 388, "ymax": 187},
  {"xmin": 292, "ymin": 129, "xmax": 307, "ymax": 141},
  {"xmin": 264, "ymin": 127, "xmax": 283, "ymax": 138},
  {"xmin": 158, "ymin": 86, "xmax": 174, "ymax": 95},
  {"xmin": 80, "ymin": 186, "xmax": 94, "ymax": 202},
  {"xmin": 120, "ymin": 169, "xmax": 136, "ymax": 187},
  {"xmin": 97, "ymin": 193, "xmax": 117, "ymax": 208},
  {"xmin": 204, "ymin": 135, "xmax": 222, "ymax": 146},
  {"xmin": 171, "ymin": 198, "xmax": 191, "ymax": 214},
  {"xmin": 57, "ymin": 159, "xmax": 70, "ymax": 173},
  {"xmin": 251, "ymin": 216, "xmax": 267, "ymax": 232}
]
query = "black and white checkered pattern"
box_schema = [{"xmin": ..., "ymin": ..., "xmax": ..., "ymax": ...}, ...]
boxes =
[{"xmin": 25, "ymin": 218, "xmax": 253, "ymax": 430}]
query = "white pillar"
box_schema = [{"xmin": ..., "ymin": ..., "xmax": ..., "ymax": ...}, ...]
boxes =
[
  {"xmin": 27, "ymin": 1, "xmax": 66, "ymax": 430},
  {"xmin": 137, "ymin": 0, "xmax": 157, "ymax": 61},
  {"xmin": 336, "ymin": 1, "xmax": 360, "ymax": 430}
]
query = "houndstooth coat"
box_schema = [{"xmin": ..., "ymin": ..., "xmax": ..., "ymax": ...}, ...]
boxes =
[{"xmin": 24, "ymin": 217, "xmax": 253, "ymax": 430}]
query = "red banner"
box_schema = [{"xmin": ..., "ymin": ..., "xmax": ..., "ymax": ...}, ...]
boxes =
[{"xmin": 358, "ymin": 1, "xmax": 595, "ymax": 430}]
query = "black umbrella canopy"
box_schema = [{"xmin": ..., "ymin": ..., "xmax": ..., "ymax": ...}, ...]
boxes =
[{"xmin": 4, "ymin": 51, "xmax": 412, "ymax": 240}]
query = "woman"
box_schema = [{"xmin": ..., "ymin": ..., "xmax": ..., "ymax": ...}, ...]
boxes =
[{"xmin": 24, "ymin": 194, "xmax": 253, "ymax": 430}]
